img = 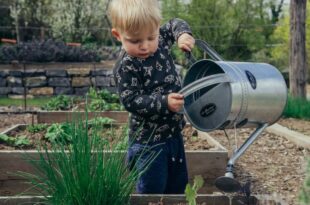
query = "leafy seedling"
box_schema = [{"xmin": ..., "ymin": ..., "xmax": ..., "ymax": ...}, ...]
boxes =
[
  {"xmin": 87, "ymin": 88, "xmax": 124, "ymax": 111},
  {"xmin": 45, "ymin": 123, "xmax": 72, "ymax": 143},
  {"xmin": 14, "ymin": 135, "xmax": 30, "ymax": 147},
  {"xmin": 27, "ymin": 124, "xmax": 48, "ymax": 133},
  {"xmin": 41, "ymin": 95, "xmax": 73, "ymax": 111},
  {"xmin": 0, "ymin": 134, "xmax": 30, "ymax": 147},
  {"xmin": 88, "ymin": 117, "xmax": 115, "ymax": 126},
  {"xmin": 185, "ymin": 175, "xmax": 204, "ymax": 205},
  {"xmin": 0, "ymin": 134, "xmax": 14, "ymax": 145}
]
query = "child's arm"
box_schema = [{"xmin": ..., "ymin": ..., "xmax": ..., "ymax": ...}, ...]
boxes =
[
  {"xmin": 160, "ymin": 18, "xmax": 194, "ymax": 50},
  {"xmin": 115, "ymin": 59, "xmax": 171, "ymax": 118}
]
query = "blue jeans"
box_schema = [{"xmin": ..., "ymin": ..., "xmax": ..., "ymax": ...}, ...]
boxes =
[{"xmin": 126, "ymin": 134, "xmax": 188, "ymax": 194}]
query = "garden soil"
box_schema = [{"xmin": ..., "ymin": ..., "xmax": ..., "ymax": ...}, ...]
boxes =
[
  {"xmin": 0, "ymin": 114, "xmax": 309, "ymax": 205},
  {"xmin": 0, "ymin": 122, "xmax": 213, "ymax": 151}
]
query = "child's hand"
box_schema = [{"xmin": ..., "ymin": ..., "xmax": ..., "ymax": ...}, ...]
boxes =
[
  {"xmin": 167, "ymin": 93, "xmax": 184, "ymax": 112},
  {"xmin": 177, "ymin": 33, "xmax": 195, "ymax": 52}
]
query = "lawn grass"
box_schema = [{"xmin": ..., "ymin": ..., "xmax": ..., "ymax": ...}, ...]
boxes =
[
  {"xmin": 0, "ymin": 97, "xmax": 53, "ymax": 107},
  {"xmin": 283, "ymin": 95, "xmax": 310, "ymax": 120}
]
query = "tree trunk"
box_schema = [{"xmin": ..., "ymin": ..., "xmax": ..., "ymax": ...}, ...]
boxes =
[{"xmin": 289, "ymin": 0, "xmax": 307, "ymax": 98}]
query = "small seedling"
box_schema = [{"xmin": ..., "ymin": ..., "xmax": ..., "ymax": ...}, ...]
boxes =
[
  {"xmin": 185, "ymin": 175, "xmax": 204, "ymax": 205},
  {"xmin": 14, "ymin": 135, "xmax": 30, "ymax": 147},
  {"xmin": 88, "ymin": 117, "xmax": 115, "ymax": 126},
  {"xmin": 41, "ymin": 95, "xmax": 73, "ymax": 111},
  {"xmin": 45, "ymin": 123, "xmax": 72, "ymax": 143},
  {"xmin": 27, "ymin": 124, "xmax": 48, "ymax": 133},
  {"xmin": 87, "ymin": 88, "xmax": 124, "ymax": 111},
  {"xmin": 0, "ymin": 134, "xmax": 14, "ymax": 145},
  {"xmin": 0, "ymin": 134, "xmax": 30, "ymax": 147}
]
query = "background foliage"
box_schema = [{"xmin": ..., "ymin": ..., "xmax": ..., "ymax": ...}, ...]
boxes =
[
  {"xmin": 161, "ymin": 0, "xmax": 287, "ymax": 62},
  {"xmin": 0, "ymin": 0, "xmax": 309, "ymax": 79},
  {"xmin": 270, "ymin": 3, "xmax": 310, "ymax": 71}
]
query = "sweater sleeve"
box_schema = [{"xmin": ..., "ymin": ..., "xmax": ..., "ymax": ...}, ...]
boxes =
[
  {"xmin": 159, "ymin": 18, "xmax": 192, "ymax": 50},
  {"xmin": 115, "ymin": 57, "xmax": 170, "ymax": 118}
]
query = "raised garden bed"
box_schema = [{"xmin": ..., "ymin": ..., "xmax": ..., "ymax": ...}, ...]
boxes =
[
  {"xmin": 37, "ymin": 111, "xmax": 129, "ymax": 124},
  {"xmin": 0, "ymin": 123, "xmax": 228, "ymax": 196},
  {"xmin": 0, "ymin": 194, "xmax": 286, "ymax": 205}
]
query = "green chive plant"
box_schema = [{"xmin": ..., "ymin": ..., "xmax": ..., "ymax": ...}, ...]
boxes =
[{"xmin": 18, "ymin": 114, "xmax": 155, "ymax": 205}]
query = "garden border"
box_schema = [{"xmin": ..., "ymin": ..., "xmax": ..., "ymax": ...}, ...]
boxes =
[
  {"xmin": 266, "ymin": 123, "xmax": 310, "ymax": 149},
  {"xmin": 0, "ymin": 194, "xmax": 287, "ymax": 205},
  {"xmin": 37, "ymin": 111, "xmax": 129, "ymax": 124},
  {"xmin": 0, "ymin": 123, "xmax": 228, "ymax": 196}
]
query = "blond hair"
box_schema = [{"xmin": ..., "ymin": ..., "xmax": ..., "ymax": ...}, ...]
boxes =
[{"xmin": 108, "ymin": 0, "xmax": 161, "ymax": 34}]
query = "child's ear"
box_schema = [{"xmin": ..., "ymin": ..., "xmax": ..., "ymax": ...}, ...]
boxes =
[{"xmin": 111, "ymin": 28, "xmax": 121, "ymax": 41}]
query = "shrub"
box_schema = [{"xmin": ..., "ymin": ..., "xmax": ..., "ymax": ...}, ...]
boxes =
[
  {"xmin": 0, "ymin": 39, "xmax": 103, "ymax": 63},
  {"xmin": 283, "ymin": 95, "xmax": 310, "ymax": 120},
  {"xmin": 41, "ymin": 95, "xmax": 74, "ymax": 111},
  {"xmin": 87, "ymin": 88, "xmax": 124, "ymax": 111}
]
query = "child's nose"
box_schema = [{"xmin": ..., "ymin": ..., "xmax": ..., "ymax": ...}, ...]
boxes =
[{"xmin": 140, "ymin": 41, "xmax": 148, "ymax": 50}]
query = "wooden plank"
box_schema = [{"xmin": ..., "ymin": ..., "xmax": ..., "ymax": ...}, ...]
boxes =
[
  {"xmin": 266, "ymin": 123, "xmax": 310, "ymax": 149},
  {"xmin": 186, "ymin": 151, "xmax": 227, "ymax": 193},
  {"xmin": 37, "ymin": 111, "xmax": 129, "ymax": 124},
  {"xmin": 130, "ymin": 194, "xmax": 229, "ymax": 205},
  {"xmin": 198, "ymin": 131, "xmax": 227, "ymax": 151},
  {"xmin": 0, "ymin": 194, "xmax": 285, "ymax": 205},
  {"xmin": 0, "ymin": 124, "xmax": 27, "ymax": 135},
  {"xmin": 0, "ymin": 196, "xmax": 45, "ymax": 205},
  {"xmin": 0, "ymin": 180, "xmax": 35, "ymax": 196},
  {"xmin": 0, "ymin": 151, "xmax": 38, "ymax": 181},
  {"xmin": 0, "ymin": 150, "xmax": 227, "ymax": 195}
]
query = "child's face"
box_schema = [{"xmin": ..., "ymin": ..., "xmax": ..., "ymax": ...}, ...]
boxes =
[{"xmin": 112, "ymin": 26, "xmax": 159, "ymax": 59}]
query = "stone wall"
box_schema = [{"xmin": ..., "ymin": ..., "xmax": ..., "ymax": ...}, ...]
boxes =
[{"xmin": 0, "ymin": 61, "xmax": 117, "ymax": 98}]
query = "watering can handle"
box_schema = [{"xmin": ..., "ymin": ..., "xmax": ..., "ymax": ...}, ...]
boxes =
[
  {"xmin": 185, "ymin": 39, "xmax": 224, "ymax": 63},
  {"xmin": 178, "ymin": 73, "xmax": 231, "ymax": 98}
]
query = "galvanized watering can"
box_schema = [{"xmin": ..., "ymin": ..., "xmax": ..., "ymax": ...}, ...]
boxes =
[{"xmin": 179, "ymin": 39, "xmax": 287, "ymax": 192}]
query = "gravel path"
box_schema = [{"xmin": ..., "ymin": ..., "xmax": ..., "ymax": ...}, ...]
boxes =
[{"xmin": 209, "ymin": 123, "xmax": 310, "ymax": 205}]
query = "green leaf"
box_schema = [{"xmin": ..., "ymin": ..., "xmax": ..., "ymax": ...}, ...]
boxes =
[
  {"xmin": 185, "ymin": 175, "xmax": 204, "ymax": 205},
  {"xmin": 14, "ymin": 135, "xmax": 30, "ymax": 147},
  {"xmin": 193, "ymin": 175, "xmax": 204, "ymax": 190},
  {"xmin": 88, "ymin": 117, "xmax": 115, "ymax": 126},
  {"xmin": 0, "ymin": 134, "xmax": 10, "ymax": 142},
  {"xmin": 27, "ymin": 124, "xmax": 48, "ymax": 133},
  {"xmin": 0, "ymin": 134, "xmax": 15, "ymax": 146},
  {"xmin": 185, "ymin": 184, "xmax": 196, "ymax": 205},
  {"xmin": 45, "ymin": 123, "xmax": 72, "ymax": 143}
]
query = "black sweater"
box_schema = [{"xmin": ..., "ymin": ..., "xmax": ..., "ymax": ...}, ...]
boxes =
[{"xmin": 114, "ymin": 18, "xmax": 192, "ymax": 144}]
